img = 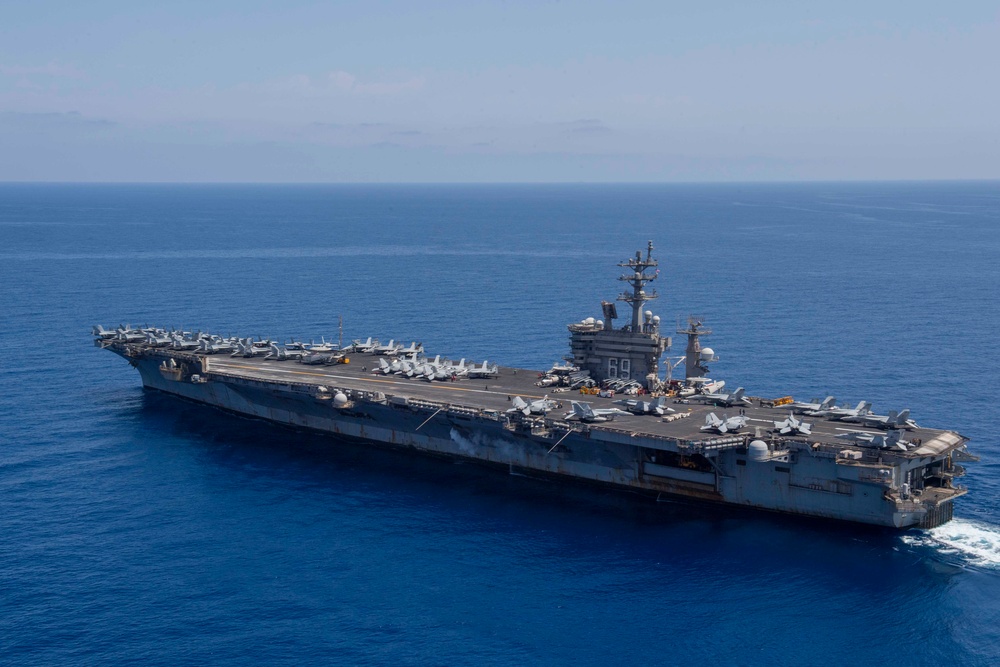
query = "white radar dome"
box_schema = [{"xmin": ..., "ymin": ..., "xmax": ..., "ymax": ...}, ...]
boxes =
[
  {"xmin": 700, "ymin": 347, "xmax": 715, "ymax": 359},
  {"xmin": 748, "ymin": 440, "xmax": 769, "ymax": 462},
  {"xmin": 644, "ymin": 310, "xmax": 653, "ymax": 321},
  {"xmin": 595, "ymin": 320, "xmax": 604, "ymax": 329},
  {"xmin": 585, "ymin": 317, "xmax": 595, "ymax": 325},
  {"xmin": 652, "ymin": 315, "xmax": 660, "ymax": 323},
  {"xmin": 333, "ymin": 392, "xmax": 349, "ymax": 407}
]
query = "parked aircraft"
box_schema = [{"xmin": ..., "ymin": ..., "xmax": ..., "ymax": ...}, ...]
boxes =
[
  {"xmin": 145, "ymin": 332, "xmax": 173, "ymax": 347},
  {"xmin": 373, "ymin": 340, "xmax": 400, "ymax": 355},
  {"xmin": 677, "ymin": 377, "xmax": 725, "ymax": 397},
  {"xmin": 300, "ymin": 352, "xmax": 342, "ymax": 365},
  {"xmin": 422, "ymin": 359, "xmax": 466, "ymax": 380},
  {"xmin": 197, "ymin": 339, "xmax": 235, "ymax": 354},
  {"xmin": 564, "ymin": 401, "xmax": 630, "ymax": 423},
  {"xmin": 351, "ymin": 337, "xmax": 378, "ymax": 353},
  {"xmin": 842, "ymin": 408, "xmax": 919, "ymax": 430},
  {"xmin": 304, "ymin": 337, "xmax": 337, "ymax": 353},
  {"xmin": 685, "ymin": 387, "xmax": 751, "ymax": 407},
  {"xmin": 468, "ymin": 360, "xmax": 499, "ymax": 378},
  {"xmin": 115, "ymin": 327, "xmax": 147, "ymax": 342},
  {"xmin": 508, "ymin": 396, "xmax": 559, "ymax": 416},
  {"xmin": 808, "ymin": 401, "xmax": 872, "ymax": 420},
  {"xmin": 420, "ymin": 357, "xmax": 465, "ymax": 381},
  {"xmin": 170, "ymin": 335, "xmax": 202, "ymax": 350},
  {"xmin": 265, "ymin": 343, "xmax": 304, "ymax": 361},
  {"xmin": 618, "ymin": 396, "xmax": 674, "ymax": 415},
  {"xmin": 92, "ymin": 325, "xmax": 118, "ymax": 340},
  {"xmin": 232, "ymin": 339, "xmax": 270, "ymax": 358},
  {"xmin": 836, "ymin": 429, "xmax": 908, "ymax": 451},
  {"xmin": 396, "ymin": 341, "xmax": 423, "ymax": 355},
  {"xmin": 788, "ymin": 396, "xmax": 836, "ymax": 414},
  {"xmin": 700, "ymin": 412, "xmax": 748, "ymax": 434},
  {"xmin": 773, "ymin": 412, "xmax": 812, "ymax": 436}
]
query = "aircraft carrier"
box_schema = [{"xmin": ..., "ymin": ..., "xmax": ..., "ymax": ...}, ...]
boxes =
[{"xmin": 94, "ymin": 242, "xmax": 976, "ymax": 529}]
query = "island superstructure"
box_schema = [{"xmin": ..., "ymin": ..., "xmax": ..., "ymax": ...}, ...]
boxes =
[{"xmin": 94, "ymin": 242, "xmax": 975, "ymax": 529}]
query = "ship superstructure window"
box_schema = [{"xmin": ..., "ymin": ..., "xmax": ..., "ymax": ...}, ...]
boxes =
[
  {"xmin": 608, "ymin": 358, "xmax": 618, "ymax": 378},
  {"xmin": 620, "ymin": 359, "xmax": 630, "ymax": 379}
]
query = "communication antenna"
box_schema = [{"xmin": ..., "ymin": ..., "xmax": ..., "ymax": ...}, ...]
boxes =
[
  {"xmin": 338, "ymin": 315, "xmax": 344, "ymax": 350},
  {"xmin": 616, "ymin": 240, "xmax": 659, "ymax": 332}
]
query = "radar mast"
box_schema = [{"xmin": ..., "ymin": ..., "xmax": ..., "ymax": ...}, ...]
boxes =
[
  {"xmin": 617, "ymin": 241, "xmax": 659, "ymax": 332},
  {"xmin": 677, "ymin": 316, "xmax": 718, "ymax": 379}
]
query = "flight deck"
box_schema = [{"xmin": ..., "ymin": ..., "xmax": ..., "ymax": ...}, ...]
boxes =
[{"xmin": 198, "ymin": 350, "xmax": 964, "ymax": 461}]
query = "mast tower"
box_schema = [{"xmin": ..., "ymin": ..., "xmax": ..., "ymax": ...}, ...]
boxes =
[{"xmin": 617, "ymin": 241, "xmax": 659, "ymax": 332}]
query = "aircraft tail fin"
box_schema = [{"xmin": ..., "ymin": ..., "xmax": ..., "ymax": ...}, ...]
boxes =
[{"xmin": 820, "ymin": 396, "xmax": 835, "ymax": 409}]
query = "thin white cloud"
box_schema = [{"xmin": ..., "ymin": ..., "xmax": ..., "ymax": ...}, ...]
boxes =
[
  {"xmin": 0, "ymin": 62, "xmax": 83, "ymax": 78},
  {"xmin": 246, "ymin": 70, "xmax": 425, "ymax": 97}
]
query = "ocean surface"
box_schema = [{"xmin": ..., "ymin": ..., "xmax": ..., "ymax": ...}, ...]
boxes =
[{"xmin": 1, "ymin": 182, "xmax": 998, "ymax": 666}]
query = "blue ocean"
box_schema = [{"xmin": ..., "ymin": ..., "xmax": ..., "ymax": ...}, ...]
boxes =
[{"xmin": 1, "ymin": 182, "xmax": 998, "ymax": 666}]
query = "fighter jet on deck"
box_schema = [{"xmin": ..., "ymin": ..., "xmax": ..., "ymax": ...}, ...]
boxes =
[
  {"xmin": 836, "ymin": 429, "xmax": 909, "ymax": 451},
  {"xmin": 196, "ymin": 338, "xmax": 236, "ymax": 354},
  {"xmin": 841, "ymin": 409, "xmax": 919, "ymax": 430},
  {"xmin": 788, "ymin": 396, "xmax": 836, "ymax": 414},
  {"xmin": 700, "ymin": 412, "xmax": 748, "ymax": 434},
  {"xmin": 564, "ymin": 401, "xmax": 630, "ymax": 423},
  {"xmin": 508, "ymin": 396, "xmax": 559, "ymax": 416},
  {"xmin": 93, "ymin": 325, "xmax": 118, "ymax": 340},
  {"xmin": 807, "ymin": 400, "xmax": 872, "ymax": 420},
  {"xmin": 467, "ymin": 360, "xmax": 499, "ymax": 378},
  {"xmin": 618, "ymin": 396, "xmax": 674, "ymax": 416},
  {"xmin": 372, "ymin": 339, "xmax": 401, "ymax": 355},
  {"xmin": 773, "ymin": 412, "xmax": 812, "ymax": 436},
  {"xmin": 303, "ymin": 337, "xmax": 337, "ymax": 353},
  {"xmin": 299, "ymin": 351, "xmax": 343, "ymax": 365},
  {"xmin": 396, "ymin": 341, "xmax": 423, "ymax": 356},
  {"xmin": 685, "ymin": 387, "xmax": 751, "ymax": 408},
  {"xmin": 265, "ymin": 343, "xmax": 304, "ymax": 361},
  {"xmin": 351, "ymin": 337, "xmax": 378, "ymax": 353}
]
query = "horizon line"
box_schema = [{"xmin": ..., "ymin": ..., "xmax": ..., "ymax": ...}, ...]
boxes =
[{"xmin": 1, "ymin": 178, "xmax": 998, "ymax": 186}]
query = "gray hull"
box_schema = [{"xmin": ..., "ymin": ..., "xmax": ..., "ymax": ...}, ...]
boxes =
[{"xmin": 128, "ymin": 354, "xmax": 959, "ymax": 529}]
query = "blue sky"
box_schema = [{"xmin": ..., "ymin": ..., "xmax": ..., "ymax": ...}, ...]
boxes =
[{"xmin": 1, "ymin": 1, "xmax": 997, "ymax": 181}]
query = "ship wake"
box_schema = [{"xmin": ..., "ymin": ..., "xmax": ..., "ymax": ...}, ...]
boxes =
[{"xmin": 902, "ymin": 518, "xmax": 1000, "ymax": 569}]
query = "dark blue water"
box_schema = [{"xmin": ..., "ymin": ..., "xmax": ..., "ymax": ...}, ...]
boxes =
[{"xmin": 2, "ymin": 183, "xmax": 999, "ymax": 665}]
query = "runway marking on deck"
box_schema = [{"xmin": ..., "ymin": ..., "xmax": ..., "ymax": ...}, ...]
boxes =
[{"xmin": 213, "ymin": 362, "xmax": 550, "ymax": 400}]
